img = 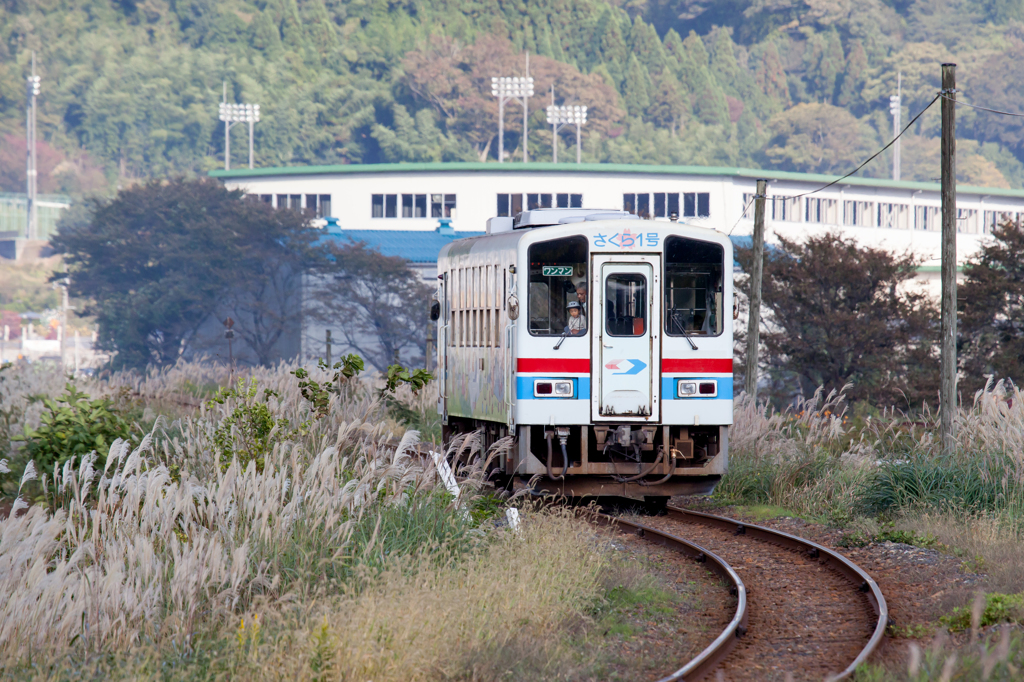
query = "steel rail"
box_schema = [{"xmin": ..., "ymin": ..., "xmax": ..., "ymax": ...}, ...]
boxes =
[
  {"xmin": 591, "ymin": 513, "xmax": 748, "ymax": 682},
  {"xmin": 666, "ymin": 506, "xmax": 889, "ymax": 681}
]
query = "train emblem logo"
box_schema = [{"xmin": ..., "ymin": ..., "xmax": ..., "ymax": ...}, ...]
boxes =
[
  {"xmin": 591, "ymin": 229, "xmax": 660, "ymax": 249},
  {"xmin": 604, "ymin": 359, "xmax": 647, "ymax": 375}
]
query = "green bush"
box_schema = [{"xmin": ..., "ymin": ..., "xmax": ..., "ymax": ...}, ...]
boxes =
[
  {"xmin": 19, "ymin": 383, "xmax": 135, "ymax": 474},
  {"xmin": 858, "ymin": 453, "xmax": 1020, "ymax": 517},
  {"xmin": 209, "ymin": 379, "xmax": 293, "ymax": 473},
  {"xmin": 941, "ymin": 592, "xmax": 1024, "ymax": 632}
]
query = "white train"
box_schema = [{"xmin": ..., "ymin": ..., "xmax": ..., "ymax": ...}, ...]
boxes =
[{"xmin": 433, "ymin": 208, "xmax": 733, "ymax": 503}]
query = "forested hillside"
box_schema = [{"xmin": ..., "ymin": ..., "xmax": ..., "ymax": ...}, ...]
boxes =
[{"xmin": 3, "ymin": 0, "xmax": 1024, "ymax": 196}]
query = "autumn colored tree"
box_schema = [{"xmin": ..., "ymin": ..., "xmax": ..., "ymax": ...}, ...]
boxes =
[
  {"xmin": 736, "ymin": 233, "xmax": 938, "ymax": 408},
  {"xmin": 958, "ymin": 219, "xmax": 1024, "ymax": 392},
  {"xmin": 762, "ymin": 103, "xmax": 875, "ymax": 175}
]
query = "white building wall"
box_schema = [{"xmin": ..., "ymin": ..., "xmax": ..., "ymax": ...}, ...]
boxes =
[{"xmin": 218, "ymin": 165, "xmax": 1024, "ymax": 301}]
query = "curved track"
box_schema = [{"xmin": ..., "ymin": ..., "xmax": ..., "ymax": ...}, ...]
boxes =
[{"xmin": 596, "ymin": 506, "xmax": 888, "ymax": 682}]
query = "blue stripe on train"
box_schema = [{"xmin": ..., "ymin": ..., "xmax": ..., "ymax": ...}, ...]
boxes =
[
  {"xmin": 661, "ymin": 377, "xmax": 734, "ymax": 400},
  {"xmin": 516, "ymin": 376, "xmax": 591, "ymax": 400}
]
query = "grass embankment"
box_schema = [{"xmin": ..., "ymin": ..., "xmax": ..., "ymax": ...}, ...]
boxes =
[
  {"xmin": 717, "ymin": 384, "xmax": 1024, "ymax": 679},
  {"xmin": 0, "ymin": 360, "xmax": 709, "ymax": 680}
]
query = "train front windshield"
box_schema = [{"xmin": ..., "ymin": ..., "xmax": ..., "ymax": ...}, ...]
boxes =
[
  {"xmin": 664, "ymin": 236, "xmax": 724, "ymax": 336},
  {"xmin": 528, "ymin": 236, "xmax": 588, "ymax": 336}
]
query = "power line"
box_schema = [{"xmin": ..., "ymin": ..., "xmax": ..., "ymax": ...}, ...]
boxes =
[
  {"xmin": 788, "ymin": 93, "xmax": 941, "ymax": 200},
  {"xmin": 946, "ymin": 94, "xmax": 1024, "ymax": 118},
  {"xmin": 728, "ymin": 195, "xmax": 756, "ymax": 236}
]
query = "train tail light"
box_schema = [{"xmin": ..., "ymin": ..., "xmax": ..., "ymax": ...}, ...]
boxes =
[{"xmin": 534, "ymin": 380, "xmax": 574, "ymax": 398}]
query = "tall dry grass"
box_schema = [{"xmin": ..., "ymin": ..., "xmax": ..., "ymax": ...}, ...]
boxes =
[{"xmin": 0, "ymin": 359, "xmax": 467, "ymax": 667}]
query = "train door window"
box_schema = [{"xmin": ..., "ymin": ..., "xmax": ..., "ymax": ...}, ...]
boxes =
[
  {"xmin": 402, "ymin": 194, "xmax": 414, "ymax": 218},
  {"xmin": 623, "ymin": 194, "xmax": 636, "ymax": 214},
  {"xmin": 654, "ymin": 193, "xmax": 666, "ymax": 218},
  {"xmin": 605, "ymin": 273, "xmax": 647, "ymax": 336},
  {"xmin": 668, "ymin": 193, "xmax": 679, "ymax": 217},
  {"xmin": 637, "ymin": 193, "xmax": 650, "ymax": 219},
  {"xmin": 528, "ymin": 236, "xmax": 588, "ymax": 336},
  {"xmin": 664, "ymin": 236, "xmax": 724, "ymax": 337}
]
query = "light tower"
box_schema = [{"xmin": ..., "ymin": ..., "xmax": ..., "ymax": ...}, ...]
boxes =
[
  {"xmin": 889, "ymin": 72, "xmax": 901, "ymax": 181},
  {"xmin": 490, "ymin": 74, "xmax": 534, "ymax": 163},
  {"xmin": 26, "ymin": 53, "xmax": 40, "ymax": 240},
  {"xmin": 545, "ymin": 104, "xmax": 588, "ymax": 164},
  {"xmin": 218, "ymin": 102, "xmax": 261, "ymax": 170}
]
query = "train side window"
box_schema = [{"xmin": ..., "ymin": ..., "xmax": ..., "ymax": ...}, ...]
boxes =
[
  {"xmin": 527, "ymin": 236, "xmax": 588, "ymax": 336},
  {"xmin": 664, "ymin": 236, "xmax": 724, "ymax": 337}
]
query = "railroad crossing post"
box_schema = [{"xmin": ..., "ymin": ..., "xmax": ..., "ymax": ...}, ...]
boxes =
[
  {"xmin": 940, "ymin": 63, "xmax": 958, "ymax": 457},
  {"xmin": 744, "ymin": 179, "xmax": 768, "ymax": 402}
]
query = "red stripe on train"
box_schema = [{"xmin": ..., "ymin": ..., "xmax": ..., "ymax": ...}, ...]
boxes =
[
  {"xmin": 517, "ymin": 358, "xmax": 591, "ymax": 373},
  {"xmin": 662, "ymin": 358, "xmax": 733, "ymax": 373}
]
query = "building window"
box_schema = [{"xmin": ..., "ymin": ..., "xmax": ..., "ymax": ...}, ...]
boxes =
[
  {"xmin": 957, "ymin": 207, "xmax": 979, "ymax": 234},
  {"xmin": 431, "ymin": 194, "xmax": 456, "ymax": 218},
  {"xmin": 527, "ymin": 193, "xmax": 552, "ymax": 210},
  {"xmin": 770, "ymin": 197, "xmax": 799, "ymax": 222},
  {"xmin": 385, "ymin": 194, "xmax": 397, "ymax": 218},
  {"xmin": 372, "ymin": 194, "xmax": 384, "ymax": 218},
  {"xmin": 914, "ymin": 206, "xmax": 939, "ymax": 231},
  {"xmin": 259, "ymin": 194, "xmax": 272, "ymax": 205},
  {"xmin": 624, "ymin": 193, "xmax": 652, "ymax": 217},
  {"xmin": 844, "ymin": 200, "xmax": 875, "ymax": 227},
  {"xmin": 319, "ymin": 194, "xmax": 331, "ymax": 218},
  {"xmin": 415, "ymin": 194, "xmax": 426, "ymax": 217},
  {"xmin": 654, "ymin": 193, "xmax": 666, "ymax": 218},
  {"xmin": 683, "ymin": 192, "xmax": 710, "ymax": 218},
  {"xmin": 877, "ymin": 202, "xmax": 910, "ymax": 230},
  {"xmin": 668, "ymin": 193, "xmax": 679, "ymax": 217},
  {"xmin": 402, "ymin": 194, "xmax": 414, "ymax": 218},
  {"xmin": 805, "ymin": 197, "xmax": 838, "ymax": 224},
  {"xmin": 498, "ymin": 194, "xmax": 510, "ymax": 217},
  {"xmin": 276, "ymin": 194, "xmax": 287, "ymax": 210}
]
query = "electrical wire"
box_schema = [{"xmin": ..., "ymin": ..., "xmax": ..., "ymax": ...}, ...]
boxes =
[
  {"xmin": 728, "ymin": 194, "xmax": 756, "ymax": 235},
  {"xmin": 787, "ymin": 93, "xmax": 942, "ymax": 200},
  {"xmin": 945, "ymin": 94, "xmax": 1024, "ymax": 118}
]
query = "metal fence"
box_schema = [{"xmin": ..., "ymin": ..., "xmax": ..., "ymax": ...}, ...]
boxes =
[{"xmin": 0, "ymin": 193, "xmax": 72, "ymax": 240}]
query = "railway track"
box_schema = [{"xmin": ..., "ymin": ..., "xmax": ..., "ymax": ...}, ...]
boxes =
[{"xmin": 596, "ymin": 505, "xmax": 888, "ymax": 682}]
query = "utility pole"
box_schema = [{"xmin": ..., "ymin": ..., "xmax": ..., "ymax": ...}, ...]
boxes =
[
  {"xmin": 744, "ymin": 179, "xmax": 768, "ymax": 401},
  {"xmin": 325, "ymin": 329, "xmax": 332, "ymax": 367},
  {"xmin": 26, "ymin": 52, "xmax": 40, "ymax": 240},
  {"xmin": 59, "ymin": 264, "xmax": 68, "ymax": 370},
  {"xmin": 890, "ymin": 72, "xmax": 902, "ymax": 181},
  {"xmin": 551, "ymin": 85, "xmax": 557, "ymax": 164},
  {"xmin": 940, "ymin": 63, "xmax": 957, "ymax": 457}
]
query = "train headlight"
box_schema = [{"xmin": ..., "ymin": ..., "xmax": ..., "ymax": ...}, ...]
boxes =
[
  {"xmin": 534, "ymin": 380, "xmax": 574, "ymax": 398},
  {"xmin": 677, "ymin": 380, "xmax": 717, "ymax": 398},
  {"xmin": 677, "ymin": 381, "xmax": 697, "ymax": 397}
]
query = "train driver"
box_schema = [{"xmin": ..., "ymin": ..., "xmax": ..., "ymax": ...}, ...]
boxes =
[
  {"xmin": 566, "ymin": 301, "xmax": 586, "ymax": 335},
  {"xmin": 575, "ymin": 282, "xmax": 587, "ymax": 314}
]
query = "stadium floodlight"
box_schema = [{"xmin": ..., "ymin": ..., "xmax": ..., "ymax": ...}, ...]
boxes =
[
  {"xmin": 219, "ymin": 102, "xmax": 261, "ymax": 170},
  {"xmin": 491, "ymin": 75, "xmax": 534, "ymax": 163},
  {"xmin": 546, "ymin": 104, "xmax": 588, "ymax": 164}
]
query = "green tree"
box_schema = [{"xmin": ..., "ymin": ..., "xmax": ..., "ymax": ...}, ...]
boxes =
[
  {"xmin": 53, "ymin": 179, "xmax": 323, "ymax": 369},
  {"xmin": 623, "ymin": 54, "xmax": 652, "ymax": 117},
  {"xmin": 737, "ymin": 233, "xmax": 938, "ymax": 408},
  {"xmin": 958, "ymin": 220, "xmax": 1024, "ymax": 393}
]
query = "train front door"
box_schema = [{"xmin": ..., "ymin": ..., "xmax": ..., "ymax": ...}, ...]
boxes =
[{"xmin": 592, "ymin": 255, "xmax": 661, "ymax": 420}]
